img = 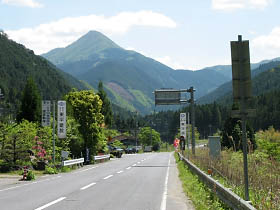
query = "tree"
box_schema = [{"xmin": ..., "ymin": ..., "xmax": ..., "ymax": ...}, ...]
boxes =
[
  {"xmin": 66, "ymin": 90, "xmax": 105, "ymax": 159},
  {"xmin": 221, "ymin": 117, "xmax": 256, "ymax": 151},
  {"xmin": 97, "ymin": 81, "xmax": 113, "ymax": 127},
  {"xmin": 138, "ymin": 127, "xmax": 161, "ymax": 151},
  {"xmin": 17, "ymin": 77, "xmax": 41, "ymax": 123}
]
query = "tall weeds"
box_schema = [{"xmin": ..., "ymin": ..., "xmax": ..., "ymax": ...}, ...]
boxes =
[{"xmin": 187, "ymin": 148, "xmax": 280, "ymax": 209}]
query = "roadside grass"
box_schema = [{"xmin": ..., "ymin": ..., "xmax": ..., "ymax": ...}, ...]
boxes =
[
  {"xmin": 175, "ymin": 153, "xmax": 229, "ymax": 210},
  {"xmin": 187, "ymin": 148, "xmax": 280, "ymax": 210}
]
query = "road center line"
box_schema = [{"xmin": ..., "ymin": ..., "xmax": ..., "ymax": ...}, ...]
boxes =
[
  {"xmin": 34, "ymin": 197, "xmax": 66, "ymax": 210},
  {"xmin": 160, "ymin": 153, "xmax": 172, "ymax": 210},
  {"xmin": 103, "ymin": 175, "xmax": 113, "ymax": 180},
  {"xmin": 126, "ymin": 167, "xmax": 131, "ymax": 170},
  {"xmin": 80, "ymin": 182, "xmax": 96, "ymax": 190},
  {"xmin": 117, "ymin": 170, "xmax": 123, "ymax": 174}
]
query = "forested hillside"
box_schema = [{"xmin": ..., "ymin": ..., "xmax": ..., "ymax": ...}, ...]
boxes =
[
  {"xmin": 0, "ymin": 32, "xmax": 86, "ymax": 111},
  {"xmin": 142, "ymin": 66, "xmax": 280, "ymax": 141},
  {"xmin": 198, "ymin": 60, "xmax": 280, "ymax": 104}
]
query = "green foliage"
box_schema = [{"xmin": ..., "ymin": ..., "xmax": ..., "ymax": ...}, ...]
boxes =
[
  {"xmin": 187, "ymin": 147, "xmax": 280, "ymax": 209},
  {"xmin": 110, "ymin": 140, "xmax": 124, "ymax": 149},
  {"xmin": 255, "ymin": 127, "xmax": 280, "ymax": 160},
  {"xmin": 221, "ymin": 117, "xmax": 256, "ymax": 151},
  {"xmin": 60, "ymin": 166, "xmax": 71, "ymax": 173},
  {"xmin": 0, "ymin": 32, "xmax": 85, "ymax": 118},
  {"xmin": 66, "ymin": 117, "xmax": 83, "ymax": 158},
  {"xmin": 44, "ymin": 166, "xmax": 57, "ymax": 174},
  {"xmin": 26, "ymin": 170, "xmax": 35, "ymax": 180},
  {"xmin": 175, "ymin": 153, "xmax": 228, "ymax": 210},
  {"xmin": 138, "ymin": 127, "xmax": 161, "ymax": 151},
  {"xmin": 98, "ymin": 81, "xmax": 113, "ymax": 127},
  {"xmin": 17, "ymin": 77, "xmax": 42, "ymax": 123},
  {"xmin": 66, "ymin": 90, "xmax": 104, "ymax": 157},
  {"xmin": 0, "ymin": 120, "xmax": 37, "ymax": 165}
]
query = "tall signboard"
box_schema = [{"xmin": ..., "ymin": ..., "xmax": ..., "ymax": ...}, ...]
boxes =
[
  {"xmin": 180, "ymin": 113, "xmax": 186, "ymax": 138},
  {"xmin": 231, "ymin": 37, "xmax": 252, "ymax": 104},
  {"xmin": 154, "ymin": 89, "xmax": 181, "ymax": 105},
  {"xmin": 57, "ymin": 101, "xmax": 66, "ymax": 139},
  {"xmin": 42, "ymin": 100, "xmax": 51, "ymax": 126}
]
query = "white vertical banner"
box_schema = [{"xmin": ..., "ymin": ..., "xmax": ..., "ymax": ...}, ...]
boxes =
[
  {"xmin": 42, "ymin": 100, "xmax": 51, "ymax": 126},
  {"xmin": 180, "ymin": 113, "xmax": 186, "ymax": 138},
  {"xmin": 57, "ymin": 101, "xmax": 66, "ymax": 139}
]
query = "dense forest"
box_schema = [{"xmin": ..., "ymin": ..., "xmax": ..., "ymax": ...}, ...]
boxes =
[
  {"xmin": 0, "ymin": 31, "xmax": 86, "ymax": 118},
  {"xmin": 136, "ymin": 66, "xmax": 280, "ymax": 143}
]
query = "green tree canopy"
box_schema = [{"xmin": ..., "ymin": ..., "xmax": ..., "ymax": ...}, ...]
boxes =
[
  {"xmin": 97, "ymin": 81, "xmax": 113, "ymax": 127},
  {"xmin": 138, "ymin": 127, "xmax": 161, "ymax": 151},
  {"xmin": 66, "ymin": 90, "xmax": 106, "ymax": 158},
  {"xmin": 17, "ymin": 77, "xmax": 41, "ymax": 123}
]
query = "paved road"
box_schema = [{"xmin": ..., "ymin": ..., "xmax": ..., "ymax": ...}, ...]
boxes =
[{"xmin": 0, "ymin": 152, "xmax": 194, "ymax": 210}]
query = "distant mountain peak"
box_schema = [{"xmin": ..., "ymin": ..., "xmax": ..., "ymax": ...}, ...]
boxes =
[{"xmin": 42, "ymin": 31, "xmax": 121, "ymax": 65}]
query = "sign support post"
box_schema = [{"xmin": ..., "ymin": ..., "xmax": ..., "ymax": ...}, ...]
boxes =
[{"xmin": 231, "ymin": 35, "xmax": 255, "ymax": 201}]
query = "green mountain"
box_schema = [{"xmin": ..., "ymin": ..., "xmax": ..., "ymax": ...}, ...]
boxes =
[
  {"xmin": 42, "ymin": 31, "xmax": 230, "ymax": 114},
  {"xmin": 0, "ymin": 31, "xmax": 86, "ymax": 110},
  {"xmin": 197, "ymin": 60, "xmax": 280, "ymax": 104}
]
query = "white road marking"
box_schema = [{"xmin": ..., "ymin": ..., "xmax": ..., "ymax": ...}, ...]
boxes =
[
  {"xmin": 126, "ymin": 167, "xmax": 131, "ymax": 170},
  {"xmin": 117, "ymin": 170, "xmax": 123, "ymax": 174},
  {"xmin": 160, "ymin": 153, "xmax": 172, "ymax": 210},
  {"xmin": 132, "ymin": 164, "xmax": 137, "ymax": 166},
  {"xmin": 103, "ymin": 175, "xmax": 113, "ymax": 180},
  {"xmin": 137, "ymin": 162, "xmax": 141, "ymax": 164},
  {"xmin": 34, "ymin": 197, "xmax": 66, "ymax": 210},
  {"xmin": 80, "ymin": 182, "xmax": 96, "ymax": 190}
]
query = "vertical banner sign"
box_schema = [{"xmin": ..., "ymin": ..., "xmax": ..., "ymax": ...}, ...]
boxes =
[
  {"xmin": 180, "ymin": 113, "xmax": 186, "ymax": 138},
  {"xmin": 42, "ymin": 100, "xmax": 51, "ymax": 126},
  {"xmin": 57, "ymin": 101, "xmax": 66, "ymax": 139}
]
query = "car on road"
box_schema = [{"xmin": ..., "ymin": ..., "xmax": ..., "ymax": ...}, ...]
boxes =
[{"xmin": 108, "ymin": 145, "xmax": 123, "ymax": 158}]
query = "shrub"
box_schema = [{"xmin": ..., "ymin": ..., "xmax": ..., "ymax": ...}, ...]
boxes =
[
  {"xmin": 26, "ymin": 170, "xmax": 35, "ymax": 180},
  {"xmin": 60, "ymin": 166, "xmax": 71, "ymax": 173},
  {"xmin": 44, "ymin": 166, "xmax": 57, "ymax": 174}
]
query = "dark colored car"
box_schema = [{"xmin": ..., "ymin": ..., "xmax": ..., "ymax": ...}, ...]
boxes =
[{"xmin": 108, "ymin": 145, "xmax": 123, "ymax": 158}]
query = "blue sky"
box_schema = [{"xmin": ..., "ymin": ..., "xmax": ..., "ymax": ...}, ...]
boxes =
[{"xmin": 1, "ymin": 0, "xmax": 280, "ymax": 70}]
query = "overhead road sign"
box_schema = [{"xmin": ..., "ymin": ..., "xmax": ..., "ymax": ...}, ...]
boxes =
[{"xmin": 154, "ymin": 89, "xmax": 189, "ymax": 105}]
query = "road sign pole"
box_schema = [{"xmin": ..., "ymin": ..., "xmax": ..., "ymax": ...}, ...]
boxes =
[{"xmin": 238, "ymin": 35, "xmax": 250, "ymax": 201}]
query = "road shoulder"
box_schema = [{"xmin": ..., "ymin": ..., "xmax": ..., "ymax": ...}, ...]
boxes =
[{"xmin": 166, "ymin": 153, "xmax": 195, "ymax": 210}]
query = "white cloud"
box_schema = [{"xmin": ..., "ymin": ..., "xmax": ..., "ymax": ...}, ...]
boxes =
[
  {"xmin": 1, "ymin": 0, "xmax": 43, "ymax": 8},
  {"xmin": 6, "ymin": 11, "xmax": 177, "ymax": 54},
  {"xmin": 251, "ymin": 26, "xmax": 280, "ymax": 61},
  {"xmin": 212, "ymin": 0, "xmax": 272, "ymax": 11}
]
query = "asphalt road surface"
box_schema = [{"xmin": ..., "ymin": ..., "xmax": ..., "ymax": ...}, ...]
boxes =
[{"xmin": 0, "ymin": 152, "xmax": 194, "ymax": 210}]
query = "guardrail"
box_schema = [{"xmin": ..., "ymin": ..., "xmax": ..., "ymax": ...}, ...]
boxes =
[
  {"xmin": 94, "ymin": 154, "xmax": 110, "ymax": 161},
  {"xmin": 178, "ymin": 152, "xmax": 256, "ymax": 210},
  {"xmin": 62, "ymin": 158, "xmax": 84, "ymax": 167}
]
